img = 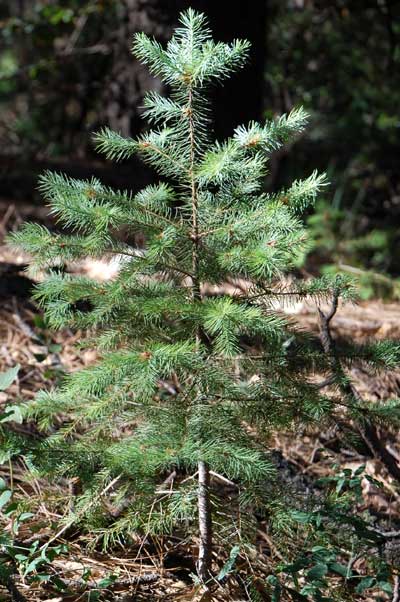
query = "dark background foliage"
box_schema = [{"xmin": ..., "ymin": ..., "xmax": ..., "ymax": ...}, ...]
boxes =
[{"xmin": 1, "ymin": 0, "xmax": 399, "ymax": 286}]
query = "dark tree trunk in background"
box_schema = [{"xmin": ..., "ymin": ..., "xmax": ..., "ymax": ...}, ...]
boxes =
[
  {"xmin": 2, "ymin": 0, "xmax": 27, "ymax": 17},
  {"xmin": 103, "ymin": 0, "xmax": 268, "ymax": 139},
  {"xmin": 102, "ymin": 1, "xmax": 173, "ymax": 137},
  {"xmin": 187, "ymin": 0, "xmax": 268, "ymax": 138}
]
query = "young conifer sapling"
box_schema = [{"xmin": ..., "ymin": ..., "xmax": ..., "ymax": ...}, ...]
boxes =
[{"xmin": 9, "ymin": 9, "xmax": 400, "ymax": 590}]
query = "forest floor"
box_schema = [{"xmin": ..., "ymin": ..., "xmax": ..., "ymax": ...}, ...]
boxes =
[{"xmin": 0, "ymin": 201, "xmax": 400, "ymax": 601}]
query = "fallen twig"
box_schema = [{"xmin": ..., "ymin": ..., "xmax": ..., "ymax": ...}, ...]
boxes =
[
  {"xmin": 58, "ymin": 573, "xmax": 163, "ymax": 591},
  {"xmin": 318, "ymin": 291, "xmax": 400, "ymax": 483}
]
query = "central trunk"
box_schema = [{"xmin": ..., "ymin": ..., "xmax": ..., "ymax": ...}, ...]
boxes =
[
  {"xmin": 187, "ymin": 80, "xmax": 213, "ymax": 584},
  {"xmin": 197, "ymin": 459, "xmax": 213, "ymax": 583}
]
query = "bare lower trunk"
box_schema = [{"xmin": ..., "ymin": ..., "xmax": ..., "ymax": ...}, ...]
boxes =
[
  {"xmin": 393, "ymin": 575, "xmax": 400, "ymax": 602},
  {"xmin": 197, "ymin": 460, "xmax": 212, "ymax": 584}
]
